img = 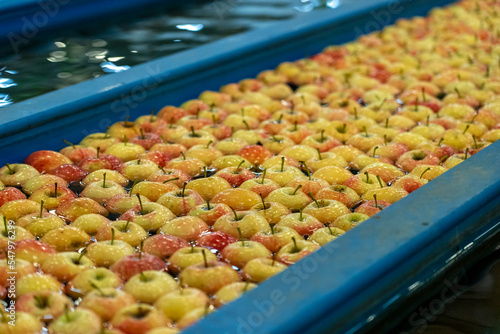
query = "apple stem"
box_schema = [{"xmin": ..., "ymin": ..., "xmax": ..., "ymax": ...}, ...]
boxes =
[
  {"xmin": 420, "ymin": 167, "xmax": 431, "ymax": 179},
  {"xmin": 129, "ymin": 178, "xmax": 139, "ymax": 196},
  {"xmin": 372, "ymin": 146, "xmax": 378, "ymax": 158},
  {"xmin": 301, "ymin": 161, "xmax": 311, "ymax": 180},
  {"xmin": 376, "ymin": 175, "xmax": 384, "ymax": 188},
  {"xmin": 240, "ymin": 108, "xmax": 245, "ymax": 118},
  {"xmin": 212, "ymin": 114, "xmax": 217, "ymax": 125},
  {"xmin": 102, "ymin": 173, "xmax": 107, "ymax": 189},
  {"xmin": 293, "ymin": 121, "xmax": 298, "ymax": 131},
  {"xmin": 362, "ymin": 126, "xmax": 368, "ymax": 137},
  {"xmin": 96, "ymin": 147, "xmax": 100, "ymax": 159},
  {"xmin": 124, "ymin": 219, "xmax": 131, "ymax": 233},
  {"xmin": 260, "ymin": 194, "xmax": 268, "ymax": 210},
  {"xmin": 354, "ymin": 107, "xmax": 358, "ymax": 120},
  {"xmin": 123, "ymin": 135, "xmax": 128, "ymax": 146},
  {"xmin": 385, "ymin": 118, "xmax": 389, "ymax": 129},
  {"xmin": 326, "ymin": 223, "xmax": 334, "ymax": 235},
  {"xmin": 206, "ymin": 200, "xmax": 211, "ymax": 210},
  {"xmin": 464, "ymin": 147, "xmax": 469, "ymax": 160},
  {"xmin": 53, "ymin": 182, "xmax": 59, "ymax": 198},
  {"xmin": 231, "ymin": 127, "xmax": 235, "ymax": 137},
  {"xmin": 138, "ymin": 240, "xmax": 144, "ymax": 260},
  {"xmin": 316, "ymin": 148, "xmax": 322, "ymax": 160},
  {"xmin": 291, "ymin": 237, "xmax": 299, "ymax": 253},
  {"xmin": 374, "ymin": 194, "xmax": 380, "ymax": 210},
  {"xmin": 111, "ymin": 228, "xmax": 115, "ymax": 245},
  {"xmin": 378, "ymin": 98, "xmax": 387, "ymax": 110},
  {"xmin": 290, "ymin": 100, "xmax": 295, "ymax": 112},
  {"xmin": 260, "ymin": 169, "xmax": 267, "ymax": 184},
  {"xmin": 242, "ymin": 120, "xmax": 250, "ymax": 131},
  {"xmin": 365, "ymin": 172, "xmax": 370, "ymax": 184},
  {"xmin": 138, "ymin": 128, "xmax": 145, "ymax": 140},
  {"xmin": 150, "ymin": 107, "xmax": 155, "ymax": 121},
  {"xmin": 64, "ymin": 304, "xmax": 71, "ymax": 322},
  {"xmin": 206, "ymin": 140, "xmax": 213, "ymax": 149},
  {"xmin": 422, "ymin": 87, "xmax": 426, "ymax": 103},
  {"xmin": 280, "ymin": 156, "xmax": 285, "ymax": 173},
  {"xmin": 181, "ymin": 182, "xmax": 188, "ymax": 198},
  {"xmin": 438, "ymin": 155, "xmax": 448, "ymax": 165},
  {"xmin": 196, "ymin": 107, "xmax": 200, "ymax": 119},
  {"xmin": 308, "ymin": 192, "xmax": 321, "ymax": 208},
  {"xmin": 39, "ymin": 200, "xmax": 44, "ymax": 218},
  {"xmin": 463, "ymin": 124, "xmax": 470, "ymax": 135},
  {"xmin": 454, "ymin": 87, "xmax": 463, "ymax": 99},
  {"xmin": 169, "ymin": 117, "xmax": 175, "ymax": 129},
  {"xmin": 136, "ymin": 194, "xmax": 144, "ymax": 215},
  {"xmin": 162, "ymin": 177, "xmax": 179, "ymax": 184},
  {"xmin": 236, "ymin": 160, "xmax": 245, "ymax": 174},
  {"xmin": 426, "ymin": 115, "xmax": 430, "ymax": 127},
  {"xmin": 75, "ymin": 249, "xmax": 86, "ymax": 264},
  {"xmin": 90, "ymin": 282, "xmax": 106, "ymax": 297},
  {"xmin": 181, "ymin": 151, "xmax": 186, "ymax": 160},
  {"xmin": 237, "ymin": 227, "xmax": 245, "ymax": 246},
  {"xmin": 277, "ymin": 114, "xmax": 283, "ymax": 124},
  {"xmin": 383, "ymin": 134, "xmax": 388, "ymax": 146},
  {"xmin": 2, "ymin": 217, "xmax": 7, "ymax": 234},
  {"xmin": 414, "ymin": 97, "xmax": 419, "ymax": 112},
  {"xmin": 320, "ymin": 130, "xmax": 325, "ymax": 143},
  {"xmin": 231, "ymin": 207, "xmax": 240, "ymax": 221},
  {"xmin": 486, "ymin": 65, "xmax": 490, "ymax": 78},
  {"xmin": 473, "ymin": 135, "xmax": 478, "ymax": 149},
  {"xmin": 124, "ymin": 116, "xmax": 131, "ymax": 127},
  {"xmin": 105, "ymin": 127, "xmax": 111, "ymax": 139},
  {"xmin": 5, "ymin": 164, "xmax": 14, "ymax": 175},
  {"xmin": 63, "ymin": 139, "xmax": 76, "ymax": 149},
  {"xmin": 299, "ymin": 208, "xmax": 303, "ymax": 221},
  {"xmin": 437, "ymin": 137, "xmax": 444, "ymax": 146},
  {"xmin": 190, "ymin": 245, "xmax": 195, "ymax": 253},
  {"xmin": 292, "ymin": 185, "xmax": 302, "ymax": 196},
  {"xmin": 140, "ymin": 271, "xmax": 148, "ymax": 282},
  {"xmin": 203, "ymin": 166, "xmax": 208, "ymax": 179},
  {"xmin": 202, "ymin": 249, "xmax": 208, "ymax": 268}
]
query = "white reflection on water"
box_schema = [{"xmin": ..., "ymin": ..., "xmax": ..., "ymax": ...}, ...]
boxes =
[
  {"xmin": 0, "ymin": 78, "xmax": 17, "ymax": 89},
  {"xmin": 0, "ymin": 94, "xmax": 12, "ymax": 107},
  {"xmin": 176, "ymin": 24, "xmax": 204, "ymax": 31},
  {"xmin": 100, "ymin": 62, "xmax": 131, "ymax": 73}
]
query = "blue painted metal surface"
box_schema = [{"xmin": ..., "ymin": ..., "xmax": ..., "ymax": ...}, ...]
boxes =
[{"xmin": 4, "ymin": 0, "xmax": 497, "ymax": 333}]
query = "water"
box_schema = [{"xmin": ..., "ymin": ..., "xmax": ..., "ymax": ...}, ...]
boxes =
[{"xmin": 0, "ymin": 0, "xmax": 341, "ymax": 107}]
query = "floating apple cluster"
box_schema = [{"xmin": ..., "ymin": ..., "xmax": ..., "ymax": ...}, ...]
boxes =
[{"xmin": 1, "ymin": 0, "xmax": 500, "ymax": 333}]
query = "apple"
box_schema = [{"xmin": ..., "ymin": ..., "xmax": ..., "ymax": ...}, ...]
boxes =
[
  {"xmin": 13, "ymin": 239, "xmax": 57, "ymax": 264},
  {"xmin": 332, "ymin": 212, "xmax": 370, "ymax": 231},
  {"xmin": 213, "ymin": 281, "xmax": 257, "ymax": 307},
  {"xmin": 16, "ymin": 273, "xmax": 63, "ymax": 296},
  {"xmin": 0, "ymin": 187, "xmax": 26, "ymax": 208},
  {"xmin": 239, "ymin": 174, "xmax": 281, "ymax": 199},
  {"xmin": 409, "ymin": 164, "xmax": 448, "ymax": 181},
  {"xmin": 154, "ymin": 288, "xmax": 210, "ymax": 322},
  {"xmin": 80, "ymin": 132, "xmax": 119, "ymax": 152},
  {"xmin": 185, "ymin": 143, "xmax": 223, "ymax": 166},
  {"xmin": 211, "ymin": 155, "xmax": 252, "ymax": 170},
  {"xmin": 330, "ymin": 145, "xmax": 364, "ymax": 163},
  {"xmin": 95, "ymin": 220, "xmax": 148, "ymax": 247},
  {"xmin": 185, "ymin": 176, "xmax": 232, "ymax": 202},
  {"xmin": 303, "ymin": 195, "xmax": 350, "ymax": 224},
  {"xmin": 28, "ymin": 183, "xmax": 77, "ymax": 210},
  {"xmin": 215, "ymin": 164, "xmax": 255, "ymax": 187},
  {"xmin": 81, "ymin": 179, "xmax": 126, "ymax": 205},
  {"xmin": 125, "ymin": 270, "xmax": 178, "ymax": 303},
  {"xmin": 22, "ymin": 174, "xmax": 68, "ymax": 195},
  {"xmin": 111, "ymin": 303, "xmax": 170, "ymax": 334},
  {"xmin": 130, "ymin": 180, "xmax": 178, "ymax": 202},
  {"xmin": 276, "ymin": 210, "xmax": 324, "ymax": 236},
  {"xmin": 305, "ymin": 151, "xmax": 349, "ymax": 172},
  {"xmin": 120, "ymin": 159, "xmax": 159, "ymax": 181},
  {"xmin": 0, "ymin": 163, "xmax": 39, "ymax": 187},
  {"xmin": 310, "ymin": 225, "xmax": 346, "ymax": 245},
  {"xmin": 166, "ymin": 154, "xmax": 205, "ymax": 178},
  {"xmin": 56, "ymin": 197, "xmax": 109, "ymax": 221},
  {"xmin": 66, "ymin": 267, "xmax": 122, "ymax": 299},
  {"xmin": 360, "ymin": 162, "xmax": 405, "ymax": 183},
  {"xmin": 82, "ymin": 169, "xmax": 129, "ymax": 187},
  {"xmin": 179, "ymin": 258, "xmax": 240, "ymax": 294},
  {"xmin": 312, "ymin": 166, "xmax": 353, "ymax": 185},
  {"xmin": 261, "ymin": 155, "xmax": 300, "ymax": 169},
  {"xmin": 238, "ymin": 145, "xmax": 273, "ymax": 166},
  {"xmin": 159, "ymin": 216, "xmax": 210, "ymax": 241},
  {"xmin": 147, "ymin": 167, "xmax": 190, "ymax": 187},
  {"xmin": 17, "ymin": 290, "xmax": 73, "ymax": 322},
  {"xmin": 392, "ymin": 174, "xmax": 429, "ymax": 193},
  {"xmin": 212, "ymin": 188, "xmax": 261, "ymax": 211},
  {"xmin": 221, "ymin": 240, "xmax": 271, "ymax": 269},
  {"xmin": 131, "ymin": 130, "xmax": 162, "ymax": 150},
  {"xmin": 195, "ymin": 231, "xmax": 237, "ymax": 253},
  {"xmin": 0, "ymin": 311, "xmax": 44, "ymax": 334},
  {"xmin": 24, "ymin": 150, "xmax": 72, "ymax": 173},
  {"xmin": 355, "ymin": 196, "xmax": 392, "ymax": 217},
  {"xmin": 104, "ymin": 193, "xmax": 151, "ymax": 215},
  {"xmin": 106, "ymin": 140, "xmax": 146, "ymax": 163},
  {"xmin": 251, "ymin": 225, "xmax": 302, "ymax": 253},
  {"xmin": 242, "ymin": 257, "xmax": 288, "ymax": 283},
  {"xmin": 189, "ymin": 202, "xmax": 233, "ymax": 226},
  {"xmin": 69, "ymin": 214, "xmax": 111, "ymax": 236},
  {"xmin": 265, "ymin": 186, "xmax": 312, "ymax": 211},
  {"xmin": 79, "ymin": 287, "xmax": 135, "ymax": 322},
  {"xmin": 250, "ymin": 200, "xmax": 291, "ymax": 225},
  {"xmin": 41, "ymin": 251, "xmax": 95, "ymax": 281},
  {"xmin": 214, "ymin": 137, "xmax": 248, "ymax": 156},
  {"xmin": 48, "ymin": 308, "xmax": 102, "ymax": 334},
  {"xmin": 168, "ymin": 246, "xmax": 217, "ymax": 274},
  {"xmin": 213, "ymin": 209, "xmax": 269, "ymax": 239},
  {"xmin": 110, "ymin": 249, "xmax": 166, "ymax": 282},
  {"xmin": 315, "ymin": 184, "xmax": 360, "ymax": 208},
  {"xmin": 78, "ymin": 152, "xmax": 122, "ymax": 173},
  {"xmin": 120, "ymin": 201, "xmax": 175, "ymax": 232},
  {"xmin": 86, "ymin": 234, "xmax": 135, "ymax": 267},
  {"xmin": 0, "ymin": 258, "xmax": 36, "ymax": 285},
  {"xmin": 396, "ymin": 149, "xmax": 440, "ymax": 172},
  {"xmin": 157, "ymin": 185, "xmax": 204, "ymax": 217},
  {"xmin": 277, "ymin": 239, "xmax": 320, "ymax": 265},
  {"xmin": 0, "ymin": 199, "xmax": 41, "ymax": 222},
  {"xmin": 176, "ymin": 306, "xmax": 214, "ymax": 330},
  {"xmin": 158, "ymin": 105, "xmax": 188, "ymax": 123},
  {"xmin": 265, "ymin": 163, "xmax": 307, "ymax": 187},
  {"xmin": 40, "ymin": 226, "xmax": 91, "ymax": 252}
]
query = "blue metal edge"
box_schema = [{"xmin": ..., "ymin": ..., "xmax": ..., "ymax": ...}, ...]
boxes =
[{"xmin": 0, "ymin": 0, "xmax": 203, "ymax": 51}]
